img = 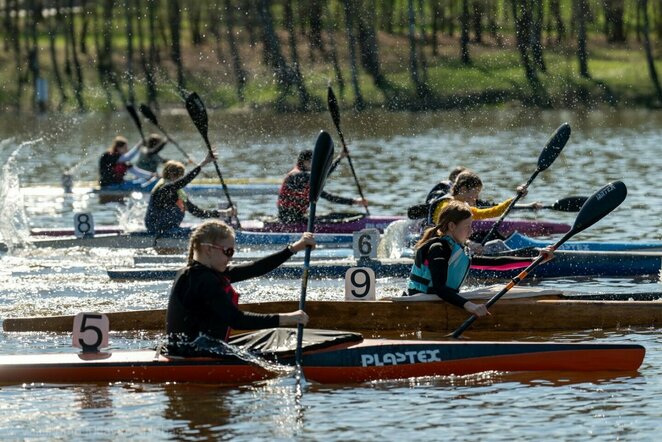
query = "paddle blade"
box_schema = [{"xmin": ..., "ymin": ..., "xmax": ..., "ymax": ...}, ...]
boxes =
[
  {"xmin": 126, "ymin": 104, "xmax": 142, "ymax": 129},
  {"xmin": 552, "ymin": 196, "xmax": 588, "ymax": 212},
  {"xmin": 185, "ymin": 92, "xmax": 209, "ymax": 140},
  {"xmin": 537, "ymin": 122, "xmax": 571, "ymax": 171},
  {"xmin": 309, "ymin": 131, "xmax": 335, "ymax": 203},
  {"xmin": 327, "ymin": 86, "xmax": 341, "ymax": 130},
  {"xmin": 139, "ymin": 104, "xmax": 159, "ymax": 126},
  {"xmin": 570, "ymin": 181, "xmax": 627, "ymax": 235}
]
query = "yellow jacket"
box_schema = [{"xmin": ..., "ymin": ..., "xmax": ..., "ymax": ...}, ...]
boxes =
[{"xmin": 432, "ymin": 197, "xmax": 514, "ymax": 224}]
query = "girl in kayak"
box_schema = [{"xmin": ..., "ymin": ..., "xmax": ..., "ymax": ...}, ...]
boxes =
[
  {"xmin": 428, "ymin": 170, "xmax": 541, "ymax": 226},
  {"xmin": 135, "ymin": 133, "xmax": 169, "ymax": 174},
  {"xmin": 277, "ymin": 149, "xmax": 368, "ymax": 224},
  {"xmin": 98, "ymin": 135, "xmax": 155, "ymax": 189},
  {"xmin": 407, "ymin": 200, "xmax": 553, "ymax": 318},
  {"xmin": 144, "ymin": 148, "xmax": 236, "ymax": 236},
  {"xmin": 166, "ymin": 220, "xmax": 313, "ymax": 356}
]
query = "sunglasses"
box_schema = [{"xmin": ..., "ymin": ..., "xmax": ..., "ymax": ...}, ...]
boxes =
[{"xmin": 201, "ymin": 243, "xmax": 235, "ymax": 258}]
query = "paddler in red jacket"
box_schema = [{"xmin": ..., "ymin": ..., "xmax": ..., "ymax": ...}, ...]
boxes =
[
  {"xmin": 277, "ymin": 149, "xmax": 368, "ymax": 224},
  {"xmin": 98, "ymin": 135, "xmax": 154, "ymax": 189},
  {"xmin": 166, "ymin": 220, "xmax": 314, "ymax": 356}
]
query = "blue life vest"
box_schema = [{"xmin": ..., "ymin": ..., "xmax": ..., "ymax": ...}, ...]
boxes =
[{"xmin": 407, "ymin": 235, "xmax": 471, "ymax": 294}]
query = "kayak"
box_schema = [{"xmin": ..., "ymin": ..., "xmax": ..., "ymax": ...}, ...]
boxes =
[
  {"xmin": 503, "ymin": 231, "xmax": 662, "ymax": 252},
  {"xmin": 241, "ymin": 216, "xmax": 570, "ymax": 236},
  {"xmin": 19, "ymin": 230, "xmax": 353, "ymax": 249},
  {"xmin": 6, "ymin": 290, "xmax": 662, "ymax": 334},
  {"xmin": 21, "ymin": 179, "xmax": 280, "ymax": 198},
  {"xmin": 106, "ymin": 249, "xmax": 662, "ymax": 281},
  {"xmin": 0, "ymin": 328, "xmax": 644, "ymax": 385}
]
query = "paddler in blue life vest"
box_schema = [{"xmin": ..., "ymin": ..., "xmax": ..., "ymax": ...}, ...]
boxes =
[
  {"xmin": 166, "ymin": 220, "xmax": 313, "ymax": 356},
  {"xmin": 277, "ymin": 149, "xmax": 369, "ymax": 224},
  {"xmin": 406, "ymin": 200, "xmax": 554, "ymax": 317},
  {"xmin": 144, "ymin": 148, "xmax": 236, "ymax": 236},
  {"xmin": 98, "ymin": 135, "xmax": 156, "ymax": 189}
]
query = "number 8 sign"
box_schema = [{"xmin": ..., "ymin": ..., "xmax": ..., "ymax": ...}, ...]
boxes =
[{"xmin": 345, "ymin": 267, "xmax": 376, "ymax": 301}]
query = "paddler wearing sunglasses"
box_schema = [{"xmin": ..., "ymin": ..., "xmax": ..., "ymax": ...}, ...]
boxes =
[{"xmin": 166, "ymin": 220, "xmax": 314, "ymax": 357}]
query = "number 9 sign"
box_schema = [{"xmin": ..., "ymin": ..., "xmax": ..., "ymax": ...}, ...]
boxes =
[{"xmin": 345, "ymin": 267, "xmax": 376, "ymax": 301}]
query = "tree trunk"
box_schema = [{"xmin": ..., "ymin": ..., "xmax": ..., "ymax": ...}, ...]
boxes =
[
  {"xmin": 168, "ymin": 0, "xmax": 186, "ymax": 95},
  {"xmin": 49, "ymin": 0, "xmax": 68, "ymax": 109},
  {"xmin": 603, "ymin": 0, "xmax": 627, "ymax": 43},
  {"xmin": 125, "ymin": 0, "xmax": 136, "ymax": 104},
  {"xmin": 531, "ymin": 0, "xmax": 546, "ymax": 72},
  {"xmin": 511, "ymin": 0, "xmax": 541, "ymax": 91},
  {"xmin": 340, "ymin": 0, "xmax": 365, "ymax": 110},
  {"xmin": 472, "ymin": 0, "xmax": 483, "ymax": 43},
  {"xmin": 357, "ymin": 0, "xmax": 391, "ymax": 94},
  {"xmin": 407, "ymin": 0, "xmax": 429, "ymax": 98},
  {"xmin": 638, "ymin": 0, "xmax": 662, "ymax": 102},
  {"xmin": 224, "ymin": 0, "xmax": 248, "ymax": 102},
  {"xmin": 188, "ymin": 1, "xmax": 203, "ymax": 46},
  {"xmin": 79, "ymin": 0, "xmax": 89, "ymax": 54},
  {"xmin": 68, "ymin": 0, "xmax": 86, "ymax": 111},
  {"xmin": 576, "ymin": 0, "xmax": 591, "ymax": 78},
  {"xmin": 284, "ymin": 0, "xmax": 312, "ymax": 109},
  {"xmin": 137, "ymin": 0, "xmax": 158, "ymax": 107},
  {"xmin": 460, "ymin": 0, "xmax": 471, "ymax": 64},
  {"xmin": 307, "ymin": 0, "xmax": 326, "ymax": 60},
  {"xmin": 549, "ymin": 0, "xmax": 566, "ymax": 43},
  {"xmin": 327, "ymin": 5, "xmax": 346, "ymax": 96}
]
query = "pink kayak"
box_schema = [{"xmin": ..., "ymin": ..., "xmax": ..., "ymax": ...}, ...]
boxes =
[{"xmin": 241, "ymin": 215, "xmax": 570, "ymax": 236}]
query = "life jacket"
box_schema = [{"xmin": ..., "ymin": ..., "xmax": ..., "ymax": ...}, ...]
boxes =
[
  {"xmin": 277, "ymin": 168, "xmax": 309, "ymax": 215},
  {"xmin": 427, "ymin": 194, "xmax": 454, "ymax": 226},
  {"xmin": 407, "ymin": 235, "xmax": 471, "ymax": 294},
  {"xmin": 153, "ymin": 179, "xmax": 188, "ymax": 212},
  {"xmin": 218, "ymin": 274, "xmax": 240, "ymax": 341}
]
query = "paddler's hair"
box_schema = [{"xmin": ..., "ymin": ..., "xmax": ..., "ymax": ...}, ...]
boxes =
[
  {"xmin": 109, "ymin": 135, "xmax": 128, "ymax": 153},
  {"xmin": 297, "ymin": 149, "xmax": 313, "ymax": 169},
  {"xmin": 187, "ymin": 220, "xmax": 235, "ymax": 265},
  {"xmin": 415, "ymin": 200, "xmax": 472, "ymax": 249},
  {"xmin": 162, "ymin": 160, "xmax": 185, "ymax": 181},
  {"xmin": 451, "ymin": 170, "xmax": 482, "ymax": 195}
]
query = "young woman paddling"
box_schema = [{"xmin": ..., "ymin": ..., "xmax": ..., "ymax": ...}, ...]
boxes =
[
  {"xmin": 277, "ymin": 149, "xmax": 368, "ymax": 224},
  {"xmin": 144, "ymin": 148, "xmax": 236, "ymax": 236},
  {"xmin": 98, "ymin": 135, "xmax": 155, "ymax": 189},
  {"xmin": 166, "ymin": 220, "xmax": 313, "ymax": 356},
  {"xmin": 135, "ymin": 133, "xmax": 169, "ymax": 174},
  {"xmin": 407, "ymin": 200, "xmax": 553, "ymax": 318}
]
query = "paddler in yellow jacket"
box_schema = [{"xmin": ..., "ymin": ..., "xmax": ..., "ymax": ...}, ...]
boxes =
[{"xmin": 428, "ymin": 170, "xmax": 541, "ymax": 244}]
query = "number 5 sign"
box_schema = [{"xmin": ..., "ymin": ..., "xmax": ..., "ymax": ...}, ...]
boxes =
[
  {"xmin": 345, "ymin": 267, "xmax": 376, "ymax": 301},
  {"xmin": 72, "ymin": 312, "xmax": 109, "ymax": 353}
]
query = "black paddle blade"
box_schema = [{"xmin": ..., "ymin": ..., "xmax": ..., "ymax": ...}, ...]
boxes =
[
  {"xmin": 327, "ymin": 86, "xmax": 341, "ymax": 130},
  {"xmin": 139, "ymin": 104, "xmax": 159, "ymax": 126},
  {"xmin": 185, "ymin": 92, "xmax": 209, "ymax": 139},
  {"xmin": 126, "ymin": 104, "xmax": 142, "ymax": 129},
  {"xmin": 552, "ymin": 196, "xmax": 588, "ymax": 212},
  {"xmin": 537, "ymin": 122, "xmax": 571, "ymax": 171},
  {"xmin": 309, "ymin": 131, "xmax": 335, "ymax": 203},
  {"xmin": 570, "ymin": 181, "xmax": 627, "ymax": 234}
]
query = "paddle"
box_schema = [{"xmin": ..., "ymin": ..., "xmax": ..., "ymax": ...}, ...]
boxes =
[
  {"xmin": 452, "ymin": 180, "xmax": 627, "ymax": 339},
  {"xmin": 407, "ymin": 195, "xmax": 588, "ymax": 220},
  {"xmin": 327, "ymin": 86, "xmax": 370, "ymax": 216},
  {"xmin": 184, "ymin": 92, "xmax": 240, "ymax": 228},
  {"xmin": 480, "ymin": 123, "xmax": 571, "ymax": 245},
  {"xmin": 138, "ymin": 104, "xmax": 195, "ymax": 163},
  {"xmin": 126, "ymin": 103, "xmax": 146, "ymax": 144},
  {"xmin": 294, "ymin": 131, "xmax": 335, "ymax": 371}
]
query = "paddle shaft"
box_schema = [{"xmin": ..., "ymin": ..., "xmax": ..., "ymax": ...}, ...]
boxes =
[
  {"xmin": 126, "ymin": 104, "xmax": 146, "ymax": 144},
  {"xmin": 328, "ymin": 87, "xmax": 370, "ymax": 216},
  {"xmin": 295, "ymin": 202, "xmax": 317, "ymax": 367}
]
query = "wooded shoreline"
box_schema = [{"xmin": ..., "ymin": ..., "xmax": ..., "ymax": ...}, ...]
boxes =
[{"xmin": 1, "ymin": 0, "xmax": 660, "ymax": 114}]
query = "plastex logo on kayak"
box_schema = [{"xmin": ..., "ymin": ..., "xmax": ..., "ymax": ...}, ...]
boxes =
[
  {"xmin": 360, "ymin": 349, "xmax": 442, "ymax": 366},
  {"xmin": 595, "ymin": 183, "xmax": 616, "ymax": 201}
]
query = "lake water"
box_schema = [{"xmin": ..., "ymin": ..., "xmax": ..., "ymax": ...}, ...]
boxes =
[{"xmin": 1, "ymin": 107, "xmax": 661, "ymax": 440}]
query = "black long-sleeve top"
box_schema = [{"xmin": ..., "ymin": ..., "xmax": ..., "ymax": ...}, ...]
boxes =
[{"xmin": 166, "ymin": 247, "xmax": 295, "ymax": 352}]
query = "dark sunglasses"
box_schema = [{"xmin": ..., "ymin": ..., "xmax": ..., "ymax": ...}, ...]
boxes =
[{"xmin": 201, "ymin": 243, "xmax": 235, "ymax": 258}]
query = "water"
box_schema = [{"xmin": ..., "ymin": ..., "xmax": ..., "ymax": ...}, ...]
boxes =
[{"xmin": 1, "ymin": 107, "xmax": 662, "ymax": 440}]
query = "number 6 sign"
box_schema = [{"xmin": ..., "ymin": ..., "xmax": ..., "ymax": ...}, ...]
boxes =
[{"xmin": 345, "ymin": 267, "xmax": 376, "ymax": 301}]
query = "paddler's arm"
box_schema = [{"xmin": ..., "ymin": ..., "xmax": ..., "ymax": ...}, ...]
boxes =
[
  {"xmin": 227, "ymin": 233, "xmax": 316, "ymax": 282},
  {"xmin": 469, "ymin": 197, "xmax": 514, "ymax": 220}
]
